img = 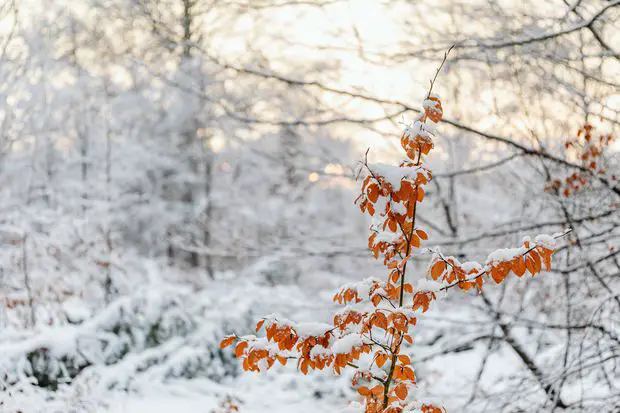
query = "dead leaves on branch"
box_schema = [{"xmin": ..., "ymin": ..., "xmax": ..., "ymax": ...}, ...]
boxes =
[
  {"xmin": 221, "ymin": 89, "xmax": 560, "ymax": 413},
  {"xmin": 428, "ymin": 238, "xmax": 557, "ymax": 292},
  {"xmin": 545, "ymin": 124, "xmax": 616, "ymax": 197}
]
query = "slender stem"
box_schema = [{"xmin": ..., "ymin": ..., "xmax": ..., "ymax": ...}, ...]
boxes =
[
  {"xmin": 427, "ymin": 45, "xmax": 454, "ymax": 98},
  {"xmin": 437, "ymin": 228, "xmax": 572, "ymax": 292},
  {"xmin": 379, "ymin": 48, "xmax": 451, "ymax": 407},
  {"xmin": 382, "ymin": 148, "xmax": 422, "ymax": 408}
]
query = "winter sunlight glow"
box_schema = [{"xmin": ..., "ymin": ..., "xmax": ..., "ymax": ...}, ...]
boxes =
[{"xmin": 0, "ymin": 1, "xmax": 618, "ymax": 412}]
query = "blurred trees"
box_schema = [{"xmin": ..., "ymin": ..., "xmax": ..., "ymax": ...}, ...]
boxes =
[{"xmin": 0, "ymin": 0, "xmax": 618, "ymax": 411}]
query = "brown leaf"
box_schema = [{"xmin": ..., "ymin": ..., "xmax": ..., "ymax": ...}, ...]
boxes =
[
  {"xmin": 431, "ymin": 261, "xmax": 446, "ymax": 280},
  {"xmin": 394, "ymin": 383, "xmax": 408, "ymax": 400},
  {"xmin": 256, "ymin": 319, "xmax": 265, "ymax": 332},
  {"xmin": 220, "ymin": 336, "xmax": 235, "ymax": 349},
  {"xmin": 235, "ymin": 341, "xmax": 248, "ymax": 357}
]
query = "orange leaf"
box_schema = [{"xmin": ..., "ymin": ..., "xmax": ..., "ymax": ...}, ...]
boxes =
[
  {"xmin": 417, "ymin": 188, "xmax": 425, "ymax": 202},
  {"xmin": 413, "ymin": 292, "xmax": 432, "ymax": 312},
  {"xmin": 220, "ymin": 335, "xmax": 236, "ymax": 349},
  {"xmin": 445, "ymin": 269, "xmax": 455, "ymax": 283},
  {"xmin": 367, "ymin": 184, "xmax": 379, "ymax": 203},
  {"xmin": 411, "ymin": 235, "xmax": 421, "ymax": 248},
  {"xmin": 530, "ymin": 250, "xmax": 542, "ymax": 273},
  {"xmin": 358, "ymin": 386, "xmax": 370, "ymax": 396},
  {"xmin": 371, "ymin": 294, "xmax": 381, "ymax": 307},
  {"xmin": 512, "ymin": 256, "xmax": 526, "ymax": 277},
  {"xmin": 416, "ymin": 229, "xmax": 428, "ymax": 240},
  {"xmin": 394, "ymin": 383, "xmax": 408, "ymax": 400},
  {"xmin": 495, "ymin": 263, "xmax": 510, "ymax": 283},
  {"xmin": 385, "ymin": 218, "xmax": 395, "ymax": 232},
  {"xmin": 404, "ymin": 366, "xmax": 416, "ymax": 381},
  {"xmin": 459, "ymin": 281, "xmax": 474, "ymax": 291},
  {"xmin": 371, "ymin": 384, "xmax": 384, "ymax": 396},
  {"xmin": 391, "ymin": 270, "xmax": 400, "ymax": 283},
  {"xmin": 398, "ymin": 355, "xmax": 411, "ymax": 364},
  {"xmin": 397, "ymin": 181, "xmax": 412, "ymax": 200},
  {"xmin": 431, "ymin": 261, "xmax": 446, "ymax": 280},
  {"xmin": 235, "ymin": 341, "xmax": 248, "ymax": 357},
  {"xmin": 374, "ymin": 312, "xmax": 388, "ymax": 330},
  {"xmin": 376, "ymin": 353, "xmax": 388, "ymax": 368},
  {"xmin": 256, "ymin": 320, "xmax": 265, "ymax": 332},
  {"xmin": 368, "ymin": 233, "xmax": 377, "ymax": 250},
  {"xmin": 368, "ymin": 203, "xmax": 375, "ymax": 216},
  {"xmin": 525, "ymin": 255, "xmax": 535, "ymax": 274}
]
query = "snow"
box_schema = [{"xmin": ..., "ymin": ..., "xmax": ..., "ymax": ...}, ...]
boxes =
[
  {"xmin": 340, "ymin": 401, "xmax": 364, "ymax": 412},
  {"xmin": 262, "ymin": 315, "xmax": 333, "ymax": 337},
  {"xmin": 460, "ymin": 261, "xmax": 483, "ymax": 273},
  {"xmin": 485, "ymin": 233, "xmax": 557, "ymax": 264},
  {"xmin": 330, "ymin": 334, "xmax": 364, "ymax": 354},
  {"xmin": 374, "ymin": 196, "xmax": 389, "ymax": 214},
  {"xmin": 374, "ymin": 230, "xmax": 401, "ymax": 244},
  {"xmin": 336, "ymin": 277, "xmax": 382, "ymax": 301},
  {"xmin": 368, "ymin": 163, "xmax": 430, "ymax": 191},
  {"xmin": 403, "ymin": 120, "xmax": 433, "ymax": 141},
  {"xmin": 534, "ymin": 234, "xmax": 556, "ymax": 249},
  {"xmin": 1, "ymin": 1, "xmax": 614, "ymax": 411},
  {"xmin": 416, "ymin": 279, "xmax": 443, "ymax": 293},
  {"xmin": 294, "ymin": 322, "xmax": 334, "ymax": 337},
  {"xmin": 390, "ymin": 200, "xmax": 407, "ymax": 215},
  {"xmin": 485, "ymin": 247, "xmax": 523, "ymax": 264},
  {"xmin": 422, "ymin": 99, "xmax": 437, "ymax": 109}
]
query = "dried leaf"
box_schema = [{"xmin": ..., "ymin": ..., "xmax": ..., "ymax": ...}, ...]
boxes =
[
  {"xmin": 220, "ymin": 336, "xmax": 235, "ymax": 349},
  {"xmin": 431, "ymin": 261, "xmax": 446, "ymax": 280},
  {"xmin": 394, "ymin": 383, "xmax": 408, "ymax": 400}
]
